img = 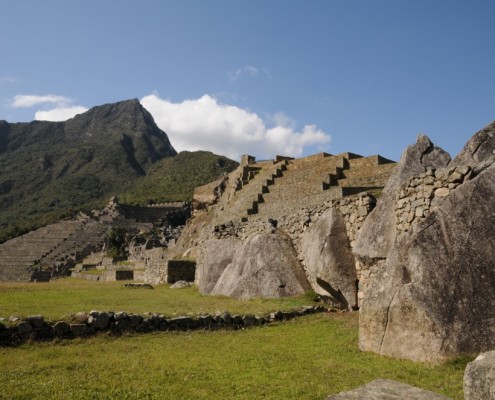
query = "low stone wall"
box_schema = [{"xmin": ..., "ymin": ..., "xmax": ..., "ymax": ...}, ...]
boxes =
[
  {"xmin": 71, "ymin": 268, "xmax": 145, "ymax": 282},
  {"xmin": 0, "ymin": 306, "xmax": 328, "ymax": 346},
  {"xmin": 395, "ymin": 165, "xmax": 473, "ymax": 232}
]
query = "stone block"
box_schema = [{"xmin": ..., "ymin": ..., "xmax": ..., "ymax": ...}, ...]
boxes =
[
  {"xmin": 27, "ymin": 315, "xmax": 44, "ymax": 329},
  {"xmin": 70, "ymin": 324, "xmax": 87, "ymax": 337},
  {"xmin": 326, "ymin": 379, "xmax": 450, "ymax": 399},
  {"xmin": 464, "ymin": 351, "xmax": 495, "ymax": 400},
  {"xmin": 53, "ymin": 321, "xmax": 71, "ymax": 337},
  {"xmin": 447, "ymin": 171, "xmax": 464, "ymax": 183},
  {"xmin": 88, "ymin": 312, "xmax": 110, "ymax": 330},
  {"xmin": 16, "ymin": 321, "xmax": 33, "ymax": 334},
  {"xmin": 114, "ymin": 319, "xmax": 132, "ymax": 332},
  {"xmin": 434, "ymin": 187, "xmax": 450, "ymax": 197}
]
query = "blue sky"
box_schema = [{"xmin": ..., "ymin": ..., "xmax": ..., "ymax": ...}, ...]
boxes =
[{"xmin": 1, "ymin": 1, "xmax": 494, "ymax": 161}]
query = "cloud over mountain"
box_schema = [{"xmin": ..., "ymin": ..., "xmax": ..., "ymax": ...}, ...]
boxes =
[
  {"xmin": 34, "ymin": 106, "xmax": 89, "ymax": 122},
  {"xmin": 10, "ymin": 94, "xmax": 88, "ymax": 122},
  {"xmin": 140, "ymin": 94, "xmax": 331, "ymax": 160}
]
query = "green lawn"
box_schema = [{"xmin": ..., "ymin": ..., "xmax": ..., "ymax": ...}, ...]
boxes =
[
  {"xmin": 0, "ymin": 313, "xmax": 468, "ymax": 400},
  {"xmin": 0, "ymin": 279, "xmax": 470, "ymax": 399},
  {"xmin": 0, "ymin": 278, "xmax": 315, "ymax": 321}
]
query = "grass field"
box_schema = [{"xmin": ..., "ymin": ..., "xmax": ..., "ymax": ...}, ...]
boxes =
[
  {"xmin": 0, "ymin": 279, "xmax": 471, "ymax": 399},
  {"xmin": 0, "ymin": 278, "xmax": 315, "ymax": 321}
]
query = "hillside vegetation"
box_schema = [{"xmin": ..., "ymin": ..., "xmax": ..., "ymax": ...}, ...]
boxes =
[{"xmin": 0, "ymin": 100, "xmax": 237, "ymax": 242}]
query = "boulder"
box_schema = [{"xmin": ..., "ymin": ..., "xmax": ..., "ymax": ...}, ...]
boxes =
[
  {"xmin": 326, "ymin": 379, "xmax": 450, "ymax": 399},
  {"xmin": 198, "ymin": 238, "xmax": 241, "ymax": 295},
  {"xmin": 26, "ymin": 315, "xmax": 45, "ymax": 329},
  {"xmin": 53, "ymin": 321, "xmax": 71, "ymax": 337},
  {"xmin": 464, "ymin": 351, "xmax": 495, "ymax": 400},
  {"xmin": 170, "ymin": 280, "xmax": 192, "ymax": 289},
  {"xmin": 450, "ymin": 120, "xmax": 495, "ymax": 168},
  {"xmin": 359, "ymin": 163, "xmax": 495, "ymax": 361},
  {"xmin": 87, "ymin": 311, "xmax": 110, "ymax": 330},
  {"xmin": 211, "ymin": 231, "xmax": 311, "ymax": 298},
  {"xmin": 354, "ymin": 134, "xmax": 450, "ymax": 261},
  {"xmin": 300, "ymin": 208, "xmax": 357, "ymax": 309}
]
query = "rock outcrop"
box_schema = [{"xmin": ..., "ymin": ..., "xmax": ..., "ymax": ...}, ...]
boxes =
[
  {"xmin": 464, "ymin": 351, "xmax": 495, "ymax": 400},
  {"xmin": 300, "ymin": 208, "xmax": 357, "ymax": 309},
  {"xmin": 198, "ymin": 238, "xmax": 241, "ymax": 295},
  {"xmin": 358, "ymin": 123, "xmax": 495, "ymax": 362},
  {"xmin": 450, "ymin": 121, "xmax": 495, "ymax": 167},
  {"xmin": 353, "ymin": 134, "xmax": 450, "ymax": 261},
  {"xmin": 210, "ymin": 231, "xmax": 311, "ymax": 299}
]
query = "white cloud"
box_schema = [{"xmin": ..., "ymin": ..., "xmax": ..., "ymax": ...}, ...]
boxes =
[
  {"xmin": 229, "ymin": 65, "xmax": 260, "ymax": 81},
  {"xmin": 8, "ymin": 93, "xmax": 88, "ymax": 121},
  {"xmin": 11, "ymin": 94, "xmax": 72, "ymax": 108},
  {"xmin": 34, "ymin": 106, "xmax": 88, "ymax": 122},
  {"xmin": 140, "ymin": 94, "xmax": 331, "ymax": 160}
]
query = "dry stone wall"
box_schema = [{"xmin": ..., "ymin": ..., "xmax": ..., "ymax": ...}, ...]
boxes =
[
  {"xmin": 395, "ymin": 165, "xmax": 474, "ymax": 233},
  {"xmin": 0, "ymin": 306, "xmax": 328, "ymax": 346}
]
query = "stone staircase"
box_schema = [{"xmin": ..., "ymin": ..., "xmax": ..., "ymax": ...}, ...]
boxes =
[
  {"xmin": 214, "ymin": 160, "xmax": 289, "ymax": 223},
  {"xmin": 256, "ymin": 153, "xmax": 349, "ymax": 219},
  {"xmin": 214, "ymin": 152, "xmax": 397, "ymax": 224}
]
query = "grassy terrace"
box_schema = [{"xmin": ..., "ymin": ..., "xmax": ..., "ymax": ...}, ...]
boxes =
[{"xmin": 0, "ymin": 279, "xmax": 470, "ymax": 399}]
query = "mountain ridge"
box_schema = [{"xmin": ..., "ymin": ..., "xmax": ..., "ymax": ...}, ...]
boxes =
[{"xmin": 0, "ymin": 99, "xmax": 237, "ymax": 242}]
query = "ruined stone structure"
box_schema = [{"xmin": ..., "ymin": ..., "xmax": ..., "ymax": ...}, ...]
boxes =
[
  {"xmin": 0, "ymin": 198, "xmax": 190, "ymax": 281},
  {"xmin": 164, "ymin": 151, "xmax": 397, "ymax": 304}
]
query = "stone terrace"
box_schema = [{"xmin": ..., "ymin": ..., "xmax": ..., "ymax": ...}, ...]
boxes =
[
  {"xmin": 214, "ymin": 152, "xmax": 396, "ymax": 224},
  {"xmin": 0, "ymin": 200, "xmax": 192, "ymax": 281},
  {"xmin": 0, "ymin": 220, "xmax": 85, "ymax": 281}
]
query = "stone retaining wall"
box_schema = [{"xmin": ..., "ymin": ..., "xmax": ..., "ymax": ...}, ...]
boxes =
[
  {"xmin": 213, "ymin": 193, "xmax": 375, "ymax": 248},
  {"xmin": 211, "ymin": 193, "xmax": 376, "ymax": 301},
  {"xmin": 0, "ymin": 305, "xmax": 328, "ymax": 346}
]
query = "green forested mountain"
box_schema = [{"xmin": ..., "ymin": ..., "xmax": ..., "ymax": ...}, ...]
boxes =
[{"xmin": 0, "ymin": 99, "xmax": 237, "ymax": 242}]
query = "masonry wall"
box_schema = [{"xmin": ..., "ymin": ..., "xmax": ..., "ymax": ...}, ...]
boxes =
[
  {"xmin": 395, "ymin": 165, "xmax": 474, "ymax": 232},
  {"xmin": 212, "ymin": 192, "xmax": 376, "ymax": 303}
]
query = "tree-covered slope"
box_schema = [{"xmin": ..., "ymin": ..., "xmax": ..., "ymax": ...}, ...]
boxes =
[{"xmin": 0, "ymin": 100, "xmax": 237, "ymax": 242}]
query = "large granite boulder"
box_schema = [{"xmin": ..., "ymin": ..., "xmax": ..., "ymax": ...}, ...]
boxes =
[
  {"xmin": 359, "ymin": 162, "xmax": 495, "ymax": 361},
  {"xmin": 326, "ymin": 379, "xmax": 450, "ymax": 400},
  {"xmin": 300, "ymin": 208, "xmax": 357, "ymax": 309},
  {"xmin": 197, "ymin": 238, "xmax": 241, "ymax": 295},
  {"xmin": 353, "ymin": 134, "xmax": 450, "ymax": 261},
  {"xmin": 450, "ymin": 120, "xmax": 495, "ymax": 167},
  {"xmin": 211, "ymin": 231, "xmax": 311, "ymax": 298},
  {"xmin": 464, "ymin": 351, "xmax": 495, "ymax": 400}
]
